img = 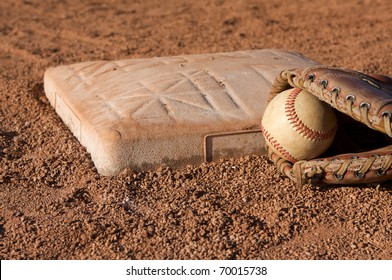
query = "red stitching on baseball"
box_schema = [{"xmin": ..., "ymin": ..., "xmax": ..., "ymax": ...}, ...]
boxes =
[
  {"xmin": 285, "ymin": 88, "xmax": 337, "ymax": 141},
  {"xmin": 261, "ymin": 123, "xmax": 297, "ymax": 163}
]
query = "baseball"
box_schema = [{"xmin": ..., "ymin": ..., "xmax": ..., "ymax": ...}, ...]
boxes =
[{"xmin": 261, "ymin": 88, "xmax": 337, "ymax": 162}]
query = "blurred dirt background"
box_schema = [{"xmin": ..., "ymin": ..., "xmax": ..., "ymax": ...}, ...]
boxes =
[{"xmin": 1, "ymin": 0, "xmax": 392, "ymax": 259}]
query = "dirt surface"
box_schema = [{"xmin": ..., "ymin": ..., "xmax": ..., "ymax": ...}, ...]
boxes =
[{"xmin": 1, "ymin": 0, "xmax": 392, "ymax": 260}]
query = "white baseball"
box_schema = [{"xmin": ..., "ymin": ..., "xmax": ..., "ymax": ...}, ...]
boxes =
[{"xmin": 261, "ymin": 88, "xmax": 337, "ymax": 162}]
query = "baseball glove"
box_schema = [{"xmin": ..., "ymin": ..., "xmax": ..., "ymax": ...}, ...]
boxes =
[{"xmin": 264, "ymin": 65, "xmax": 392, "ymax": 186}]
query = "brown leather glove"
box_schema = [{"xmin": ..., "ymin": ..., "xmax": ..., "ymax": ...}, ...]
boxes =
[{"xmin": 263, "ymin": 66, "xmax": 392, "ymax": 186}]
